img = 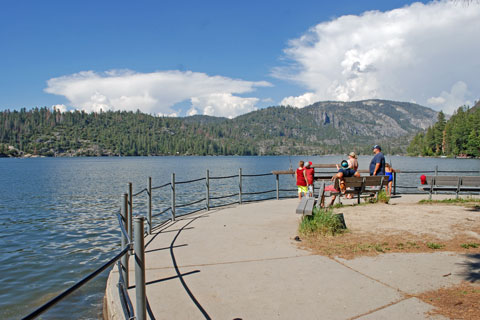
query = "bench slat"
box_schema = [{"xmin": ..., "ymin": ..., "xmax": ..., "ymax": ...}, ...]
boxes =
[
  {"xmin": 461, "ymin": 176, "xmax": 480, "ymax": 187},
  {"xmin": 296, "ymin": 197, "xmax": 308, "ymax": 214},
  {"xmin": 304, "ymin": 199, "xmax": 315, "ymax": 216}
]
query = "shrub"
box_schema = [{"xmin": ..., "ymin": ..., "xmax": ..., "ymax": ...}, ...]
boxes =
[
  {"xmin": 377, "ymin": 190, "xmax": 390, "ymax": 204},
  {"xmin": 364, "ymin": 189, "xmax": 390, "ymax": 204},
  {"xmin": 299, "ymin": 207, "xmax": 346, "ymax": 236}
]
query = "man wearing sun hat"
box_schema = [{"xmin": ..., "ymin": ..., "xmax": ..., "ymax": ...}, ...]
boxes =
[{"xmin": 369, "ymin": 145, "xmax": 385, "ymax": 176}]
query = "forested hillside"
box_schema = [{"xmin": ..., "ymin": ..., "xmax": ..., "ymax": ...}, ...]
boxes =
[
  {"xmin": 407, "ymin": 101, "xmax": 480, "ymax": 157},
  {"xmin": 0, "ymin": 99, "xmax": 438, "ymax": 157}
]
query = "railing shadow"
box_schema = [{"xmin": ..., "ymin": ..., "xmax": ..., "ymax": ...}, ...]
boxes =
[{"xmin": 169, "ymin": 216, "xmax": 212, "ymax": 320}]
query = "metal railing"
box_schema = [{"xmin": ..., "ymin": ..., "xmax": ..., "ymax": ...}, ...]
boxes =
[{"xmin": 20, "ymin": 165, "xmax": 480, "ymax": 320}]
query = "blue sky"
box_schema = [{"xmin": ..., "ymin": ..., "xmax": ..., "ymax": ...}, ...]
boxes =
[{"xmin": 1, "ymin": 0, "xmax": 478, "ymax": 117}]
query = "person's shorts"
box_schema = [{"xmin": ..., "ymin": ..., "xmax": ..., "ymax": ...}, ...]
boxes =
[
  {"xmin": 338, "ymin": 168, "xmax": 356, "ymax": 177},
  {"xmin": 297, "ymin": 185, "xmax": 308, "ymax": 194},
  {"xmin": 308, "ymin": 185, "xmax": 313, "ymax": 194}
]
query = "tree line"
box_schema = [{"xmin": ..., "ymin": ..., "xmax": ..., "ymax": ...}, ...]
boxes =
[
  {"xmin": 407, "ymin": 103, "xmax": 480, "ymax": 157},
  {"xmin": 0, "ymin": 105, "xmax": 425, "ymax": 157}
]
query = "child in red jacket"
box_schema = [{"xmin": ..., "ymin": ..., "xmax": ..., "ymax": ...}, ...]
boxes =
[{"xmin": 295, "ymin": 161, "xmax": 307, "ymax": 199}]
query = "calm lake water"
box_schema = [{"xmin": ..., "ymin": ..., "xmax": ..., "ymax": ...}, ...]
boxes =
[{"xmin": 0, "ymin": 156, "xmax": 479, "ymax": 319}]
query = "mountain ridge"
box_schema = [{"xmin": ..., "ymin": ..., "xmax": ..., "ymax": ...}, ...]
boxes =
[{"xmin": 0, "ymin": 99, "xmax": 438, "ymax": 157}]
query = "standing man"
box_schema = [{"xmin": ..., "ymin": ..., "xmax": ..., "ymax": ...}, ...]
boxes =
[{"xmin": 369, "ymin": 145, "xmax": 385, "ymax": 176}]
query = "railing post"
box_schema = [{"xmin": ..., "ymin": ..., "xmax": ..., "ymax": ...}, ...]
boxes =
[
  {"xmin": 238, "ymin": 168, "xmax": 242, "ymax": 204},
  {"xmin": 171, "ymin": 173, "xmax": 176, "ymax": 221},
  {"xmin": 434, "ymin": 165, "xmax": 438, "ymax": 195},
  {"xmin": 276, "ymin": 174, "xmax": 279, "ymax": 200},
  {"xmin": 148, "ymin": 177, "xmax": 152, "ymax": 235},
  {"xmin": 393, "ymin": 172, "xmax": 397, "ymax": 196},
  {"xmin": 121, "ymin": 193, "xmax": 129, "ymax": 287},
  {"xmin": 206, "ymin": 169, "xmax": 210, "ymax": 211},
  {"xmin": 134, "ymin": 216, "xmax": 146, "ymax": 320},
  {"xmin": 128, "ymin": 182, "xmax": 133, "ymax": 240}
]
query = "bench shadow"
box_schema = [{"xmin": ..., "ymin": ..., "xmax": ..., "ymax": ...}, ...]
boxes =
[
  {"xmin": 458, "ymin": 253, "xmax": 480, "ymax": 283},
  {"xmin": 466, "ymin": 205, "xmax": 480, "ymax": 212}
]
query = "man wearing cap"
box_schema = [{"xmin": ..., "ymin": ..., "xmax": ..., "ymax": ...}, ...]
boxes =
[{"xmin": 369, "ymin": 145, "xmax": 385, "ymax": 176}]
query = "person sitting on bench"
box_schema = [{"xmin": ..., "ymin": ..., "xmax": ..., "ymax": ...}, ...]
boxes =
[{"xmin": 332, "ymin": 160, "xmax": 360, "ymax": 194}]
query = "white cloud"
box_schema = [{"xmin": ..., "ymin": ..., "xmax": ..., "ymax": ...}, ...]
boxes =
[
  {"xmin": 274, "ymin": 0, "xmax": 480, "ymax": 114},
  {"xmin": 186, "ymin": 107, "xmax": 198, "ymax": 116},
  {"xmin": 427, "ymin": 81, "xmax": 472, "ymax": 114},
  {"xmin": 52, "ymin": 104, "xmax": 68, "ymax": 113},
  {"xmin": 280, "ymin": 92, "xmax": 320, "ymax": 108},
  {"xmin": 45, "ymin": 70, "xmax": 271, "ymax": 118},
  {"xmin": 191, "ymin": 93, "xmax": 258, "ymax": 118}
]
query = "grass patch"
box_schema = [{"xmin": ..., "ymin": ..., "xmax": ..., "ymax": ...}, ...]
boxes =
[
  {"xmin": 299, "ymin": 207, "xmax": 346, "ymax": 236},
  {"xmin": 377, "ymin": 190, "xmax": 390, "ymax": 204},
  {"xmin": 427, "ymin": 242, "xmax": 444, "ymax": 249},
  {"xmin": 363, "ymin": 190, "xmax": 390, "ymax": 204},
  {"xmin": 460, "ymin": 243, "xmax": 479, "ymax": 249}
]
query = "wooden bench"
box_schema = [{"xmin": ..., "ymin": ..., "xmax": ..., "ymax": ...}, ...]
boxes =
[
  {"xmin": 295, "ymin": 196, "xmax": 316, "ymax": 215},
  {"xmin": 318, "ymin": 176, "xmax": 389, "ymax": 208},
  {"xmin": 296, "ymin": 176, "xmax": 389, "ymax": 215},
  {"xmin": 418, "ymin": 176, "xmax": 480, "ymax": 199}
]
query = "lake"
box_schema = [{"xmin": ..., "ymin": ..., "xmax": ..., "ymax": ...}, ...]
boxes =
[{"xmin": 0, "ymin": 156, "xmax": 479, "ymax": 319}]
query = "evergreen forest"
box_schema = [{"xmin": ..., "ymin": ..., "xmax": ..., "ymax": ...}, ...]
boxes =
[{"xmin": 407, "ymin": 102, "xmax": 480, "ymax": 157}]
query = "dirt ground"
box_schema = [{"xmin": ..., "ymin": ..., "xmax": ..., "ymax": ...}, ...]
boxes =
[
  {"xmin": 416, "ymin": 282, "xmax": 480, "ymax": 320},
  {"xmin": 299, "ymin": 197, "xmax": 480, "ymax": 319},
  {"xmin": 299, "ymin": 200, "xmax": 480, "ymax": 259}
]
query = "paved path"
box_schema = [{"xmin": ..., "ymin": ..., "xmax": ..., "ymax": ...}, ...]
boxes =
[{"xmin": 105, "ymin": 196, "xmax": 478, "ymax": 320}]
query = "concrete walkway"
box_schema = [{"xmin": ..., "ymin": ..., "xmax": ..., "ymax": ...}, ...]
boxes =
[{"xmin": 104, "ymin": 196, "xmax": 478, "ymax": 320}]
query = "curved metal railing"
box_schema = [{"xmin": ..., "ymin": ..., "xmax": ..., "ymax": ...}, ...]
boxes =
[{"xmin": 20, "ymin": 165, "xmax": 480, "ymax": 319}]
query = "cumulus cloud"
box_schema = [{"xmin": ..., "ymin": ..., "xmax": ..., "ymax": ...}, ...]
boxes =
[
  {"xmin": 191, "ymin": 93, "xmax": 258, "ymax": 118},
  {"xmin": 274, "ymin": 0, "xmax": 480, "ymax": 114},
  {"xmin": 280, "ymin": 92, "xmax": 320, "ymax": 108},
  {"xmin": 45, "ymin": 70, "xmax": 271, "ymax": 118},
  {"xmin": 427, "ymin": 81, "xmax": 472, "ymax": 114},
  {"xmin": 52, "ymin": 104, "xmax": 68, "ymax": 113}
]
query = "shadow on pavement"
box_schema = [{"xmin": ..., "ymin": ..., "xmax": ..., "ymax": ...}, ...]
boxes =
[{"xmin": 459, "ymin": 253, "xmax": 480, "ymax": 282}]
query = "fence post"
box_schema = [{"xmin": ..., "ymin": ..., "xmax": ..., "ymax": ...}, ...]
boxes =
[
  {"xmin": 127, "ymin": 185, "xmax": 133, "ymax": 246},
  {"xmin": 238, "ymin": 168, "xmax": 242, "ymax": 204},
  {"xmin": 171, "ymin": 173, "xmax": 176, "ymax": 221},
  {"xmin": 206, "ymin": 169, "xmax": 210, "ymax": 211},
  {"xmin": 128, "ymin": 182, "xmax": 133, "ymax": 239},
  {"xmin": 434, "ymin": 165, "xmax": 438, "ymax": 195},
  {"xmin": 121, "ymin": 193, "xmax": 129, "ymax": 287},
  {"xmin": 393, "ymin": 172, "xmax": 397, "ymax": 196},
  {"xmin": 276, "ymin": 174, "xmax": 279, "ymax": 200},
  {"xmin": 134, "ymin": 216, "xmax": 146, "ymax": 320},
  {"xmin": 148, "ymin": 177, "xmax": 152, "ymax": 235}
]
